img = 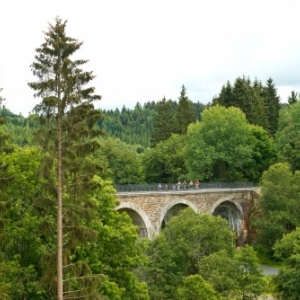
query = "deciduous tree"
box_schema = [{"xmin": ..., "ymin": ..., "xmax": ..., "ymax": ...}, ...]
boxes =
[
  {"xmin": 234, "ymin": 245, "xmax": 265, "ymax": 299},
  {"xmin": 143, "ymin": 208, "xmax": 234, "ymax": 299},
  {"xmin": 177, "ymin": 275, "xmax": 217, "ymax": 300},
  {"xmin": 275, "ymin": 101, "xmax": 300, "ymax": 172},
  {"xmin": 0, "ymin": 85, "xmax": 12, "ymax": 193},
  {"xmin": 273, "ymin": 227, "xmax": 300, "ymax": 299},
  {"xmin": 199, "ymin": 246, "xmax": 265, "ymax": 299},
  {"xmin": 184, "ymin": 105, "xmax": 253, "ymax": 181},
  {"xmin": 243, "ymin": 124, "xmax": 276, "ymax": 183},
  {"xmin": 143, "ymin": 134, "xmax": 187, "ymax": 183},
  {"xmin": 252, "ymin": 163, "xmax": 300, "ymax": 256},
  {"xmin": 96, "ymin": 137, "xmax": 145, "ymax": 184},
  {"xmin": 0, "ymin": 147, "xmax": 45, "ymax": 299},
  {"xmin": 198, "ymin": 251, "xmax": 239, "ymax": 298}
]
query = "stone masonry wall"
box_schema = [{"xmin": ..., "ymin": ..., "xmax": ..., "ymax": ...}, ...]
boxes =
[{"xmin": 117, "ymin": 188, "xmax": 256, "ymax": 237}]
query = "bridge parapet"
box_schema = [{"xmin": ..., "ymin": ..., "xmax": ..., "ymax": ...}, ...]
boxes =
[{"xmin": 114, "ymin": 182, "xmax": 253, "ymax": 193}]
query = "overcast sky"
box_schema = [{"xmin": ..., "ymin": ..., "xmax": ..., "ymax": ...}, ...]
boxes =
[{"xmin": 1, "ymin": 0, "xmax": 300, "ymax": 116}]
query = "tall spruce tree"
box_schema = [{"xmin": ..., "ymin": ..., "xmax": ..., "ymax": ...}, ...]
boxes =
[
  {"xmin": 251, "ymin": 78, "xmax": 269, "ymax": 131},
  {"xmin": 263, "ymin": 78, "xmax": 281, "ymax": 136},
  {"xmin": 288, "ymin": 90, "xmax": 299, "ymax": 105},
  {"xmin": 232, "ymin": 76, "xmax": 256, "ymax": 123},
  {"xmin": 28, "ymin": 18, "xmax": 105, "ymax": 299},
  {"xmin": 175, "ymin": 85, "xmax": 196, "ymax": 135},
  {"xmin": 212, "ymin": 81, "xmax": 233, "ymax": 107},
  {"xmin": 150, "ymin": 96, "xmax": 176, "ymax": 147}
]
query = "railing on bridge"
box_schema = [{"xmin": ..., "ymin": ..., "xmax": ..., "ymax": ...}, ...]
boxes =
[{"xmin": 114, "ymin": 182, "xmax": 253, "ymax": 193}]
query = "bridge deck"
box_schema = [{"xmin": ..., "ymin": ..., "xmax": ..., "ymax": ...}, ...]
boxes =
[{"xmin": 117, "ymin": 187, "xmax": 256, "ymax": 197}]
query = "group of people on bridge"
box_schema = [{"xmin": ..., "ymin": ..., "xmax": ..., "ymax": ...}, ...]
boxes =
[{"xmin": 157, "ymin": 180, "xmax": 200, "ymax": 191}]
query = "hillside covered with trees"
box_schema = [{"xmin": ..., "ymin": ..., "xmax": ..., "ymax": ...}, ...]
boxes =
[{"xmin": 1, "ymin": 17, "xmax": 300, "ymax": 299}]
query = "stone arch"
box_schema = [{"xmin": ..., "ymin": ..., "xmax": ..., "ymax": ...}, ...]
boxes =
[
  {"xmin": 116, "ymin": 202, "xmax": 153, "ymax": 239},
  {"xmin": 210, "ymin": 196, "xmax": 244, "ymax": 242},
  {"xmin": 157, "ymin": 199, "xmax": 198, "ymax": 233}
]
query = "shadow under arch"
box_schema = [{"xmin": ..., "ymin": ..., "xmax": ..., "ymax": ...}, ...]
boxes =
[
  {"xmin": 116, "ymin": 202, "xmax": 153, "ymax": 239},
  {"xmin": 210, "ymin": 196, "xmax": 244, "ymax": 242},
  {"xmin": 157, "ymin": 199, "xmax": 198, "ymax": 233}
]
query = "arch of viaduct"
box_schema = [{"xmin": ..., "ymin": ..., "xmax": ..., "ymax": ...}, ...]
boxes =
[{"xmin": 116, "ymin": 187, "xmax": 260, "ymax": 243}]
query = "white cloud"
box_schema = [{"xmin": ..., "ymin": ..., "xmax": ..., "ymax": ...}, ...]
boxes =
[{"xmin": 0, "ymin": 0, "xmax": 300, "ymax": 115}]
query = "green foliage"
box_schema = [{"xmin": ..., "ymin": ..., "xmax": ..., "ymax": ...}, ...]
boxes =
[
  {"xmin": 212, "ymin": 80, "xmax": 233, "ymax": 106},
  {"xmin": 142, "ymin": 134, "xmax": 187, "ymax": 183},
  {"xmin": 28, "ymin": 16, "xmax": 105, "ymax": 298},
  {"xmin": 244, "ymin": 124, "xmax": 276, "ymax": 183},
  {"xmin": 274, "ymin": 227, "xmax": 300, "ymax": 261},
  {"xmin": 142, "ymin": 208, "xmax": 234, "ymax": 299},
  {"xmin": 99, "ymin": 103, "xmax": 156, "ymax": 148},
  {"xmin": 273, "ymin": 228, "xmax": 300, "ymax": 299},
  {"xmin": 0, "ymin": 147, "xmax": 150, "ymax": 299},
  {"xmin": 287, "ymin": 90, "xmax": 299, "ymax": 105},
  {"xmin": 252, "ymin": 163, "xmax": 300, "ymax": 256},
  {"xmin": 198, "ymin": 250, "xmax": 239, "ymax": 297},
  {"xmin": 80, "ymin": 176, "xmax": 150, "ymax": 300},
  {"xmin": 142, "ymin": 208, "xmax": 266, "ymax": 299},
  {"xmin": 275, "ymin": 101, "xmax": 300, "ymax": 172},
  {"xmin": 199, "ymin": 246, "xmax": 265, "ymax": 299},
  {"xmin": 150, "ymin": 96, "xmax": 176, "ymax": 147},
  {"xmin": 27, "ymin": 17, "xmax": 149, "ymax": 299},
  {"xmin": 175, "ymin": 85, "xmax": 196, "ymax": 135},
  {"xmin": 264, "ymin": 78, "xmax": 281, "ymax": 137},
  {"xmin": 0, "ymin": 95, "xmax": 14, "ymax": 196},
  {"xmin": 234, "ymin": 245, "xmax": 265, "ymax": 299},
  {"xmin": 99, "ymin": 96, "xmax": 205, "ymax": 149},
  {"xmin": 0, "ymin": 147, "xmax": 46, "ymax": 298},
  {"xmin": 1, "ymin": 96, "xmax": 207, "ymax": 151},
  {"xmin": 177, "ymin": 274, "xmax": 217, "ymax": 300},
  {"xmin": 1, "ymin": 112, "xmax": 38, "ymax": 147},
  {"xmin": 274, "ymin": 262, "xmax": 300, "ymax": 300},
  {"xmin": 185, "ymin": 105, "xmax": 253, "ymax": 181},
  {"xmin": 95, "ymin": 137, "xmax": 145, "ymax": 184},
  {"xmin": 213, "ymin": 76, "xmax": 281, "ymax": 136}
]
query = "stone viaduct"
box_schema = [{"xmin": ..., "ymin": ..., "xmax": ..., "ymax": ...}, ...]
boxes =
[{"xmin": 116, "ymin": 187, "xmax": 260, "ymax": 243}]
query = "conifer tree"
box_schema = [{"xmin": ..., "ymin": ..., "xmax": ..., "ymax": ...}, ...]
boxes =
[
  {"xmin": 251, "ymin": 78, "xmax": 269, "ymax": 131},
  {"xmin": 288, "ymin": 90, "xmax": 299, "ymax": 105},
  {"xmin": 150, "ymin": 96, "xmax": 176, "ymax": 147},
  {"xmin": 213, "ymin": 76, "xmax": 280, "ymax": 136},
  {"xmin": 232, "ymin": 76, "xmax": 255, "ymax": 122},
  {"xmin": 212, "ymin": 81, "xmax": 233, "ymax": 107},
  {"xmin": 28, "ymin": 17, "xmax": 105, "ymax": 299},
  {"xmin": 175, "ymin": 85, "xmax": 196, "ymax": 135},
  {"xmin": 263, "ymin": 78, "xmax": 281, "ymax": 137}
]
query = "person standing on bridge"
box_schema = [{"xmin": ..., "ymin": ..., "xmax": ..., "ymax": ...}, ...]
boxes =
[{"xmin": 195, "ymin": 180, "xmax": 200, "ymax": 189}]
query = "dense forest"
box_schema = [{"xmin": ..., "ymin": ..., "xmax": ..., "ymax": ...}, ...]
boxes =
[{"xmin": 1, "ymin": 17, "xmax": 300, "ymax": 299}]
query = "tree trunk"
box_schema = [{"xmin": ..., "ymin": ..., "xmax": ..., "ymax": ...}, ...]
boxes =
[{"xmin": 57, "ymin": 72, "xmax": 63, "ymax": 300}]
